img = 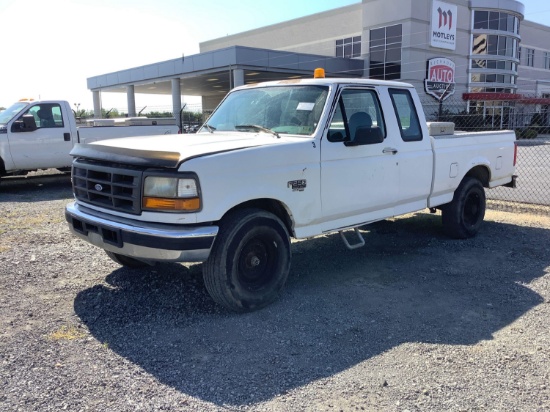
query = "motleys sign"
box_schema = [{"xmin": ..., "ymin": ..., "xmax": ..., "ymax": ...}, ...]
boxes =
[
  {"xmin": 424, "ymin": 57, "xmax": 455, "ymax": 101},
  {"xmin": 430, "ymin": 0, "xmax": 457, "ymax": 50}
]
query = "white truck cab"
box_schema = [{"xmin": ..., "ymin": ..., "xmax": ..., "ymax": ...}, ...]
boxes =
[
  {"xmin": 0, "ymin": 100, "xmax": 179, "ymax": 180},
  {"xmin": 65, "ymin": 74, "xmax": 517, "ymax": 312}
]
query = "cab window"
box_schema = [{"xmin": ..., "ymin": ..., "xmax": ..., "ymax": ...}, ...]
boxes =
[
  {"xmin": 27, "ymin": 104, "xmax": 64, "ymax": 128},
  {"xmin": 327, "ymin": 88, "xmax": 386, "ymax": 143},
  {"xmin": 389, "ymin": 89, "xmax": 422, "ymax": 142}
]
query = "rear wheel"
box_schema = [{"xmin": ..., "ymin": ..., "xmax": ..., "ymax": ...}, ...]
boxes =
[
  {"xmin": 442, "ymin": 177, "xmax": 486, "ymax": 239},
  {"xmin": 203, "ymin": 208, "xmax": 291, "ymax": 312},
  {"xmin": 105, "ymin": 251, "xmax": 148, "ymax": 268}
]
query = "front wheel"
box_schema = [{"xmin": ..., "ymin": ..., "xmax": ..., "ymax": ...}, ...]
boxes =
[
  {"xmin": 203, "ymin": 208, "xmax": 291, "ymax": 312},
  {"xmin": 442, "ymin": 177, "xmax": 486, "ymax": 239}
]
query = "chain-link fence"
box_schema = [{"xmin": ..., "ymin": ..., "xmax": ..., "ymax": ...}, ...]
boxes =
[
  {"xmin": 86, "ymin": 97, "xmax": 549, "ymax": 207},
  {"xmin": 421, "ymin": 95, "xmax": 550, "ymax": 208}
]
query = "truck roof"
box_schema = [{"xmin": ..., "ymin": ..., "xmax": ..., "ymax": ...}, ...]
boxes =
[{"xmin": 236, "ymin": 77, "xmax": 415, "ymax": 90}]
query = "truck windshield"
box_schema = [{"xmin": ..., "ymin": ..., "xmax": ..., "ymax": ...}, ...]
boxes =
[
  {"xmin": 0, "ymin": 102, "xmax": 29, "ymax": 125},
  {"xmin": 201, "ymin": 85, "xmax": 329, "ymax": 136}
]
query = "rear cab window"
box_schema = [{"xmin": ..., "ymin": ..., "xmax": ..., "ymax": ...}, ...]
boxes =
[{"xmin": 389, "ymin": 88, "xmax": 422, "ymax": 142}]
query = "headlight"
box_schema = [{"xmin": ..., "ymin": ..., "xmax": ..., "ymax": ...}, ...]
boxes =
[{"xmin": 143, "ymin": 176, "xmax": 201, "ymax": 212}]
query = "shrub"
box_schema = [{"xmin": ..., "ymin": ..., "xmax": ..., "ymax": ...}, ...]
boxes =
[{"xmin": 515, "ymin": 128, "xmax": 538, "ymax": 139}]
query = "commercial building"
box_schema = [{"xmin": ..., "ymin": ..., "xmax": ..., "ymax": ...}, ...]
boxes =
[{"xmin": 88, "ymin": 0, "xmax": 550, "ymax": 127}]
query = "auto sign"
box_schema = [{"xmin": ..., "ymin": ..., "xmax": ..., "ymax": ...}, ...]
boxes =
[{"xmin": 424, "ymin": 57, "xmax": 456, "ymax": 102}]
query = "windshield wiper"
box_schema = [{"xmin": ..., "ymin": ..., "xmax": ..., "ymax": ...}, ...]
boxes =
[
  {"xmin": 235, "ymin": 124, "xmax": 280, "ymax": 138},
  {"xmin": 203, "ymin": 123, "xmax": 216, "ymax": 133}
]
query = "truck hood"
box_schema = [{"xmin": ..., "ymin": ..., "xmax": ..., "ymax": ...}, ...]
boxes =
[{"xmin": 70, "ymin": 132, "xmax": 291, "ymax": 168}]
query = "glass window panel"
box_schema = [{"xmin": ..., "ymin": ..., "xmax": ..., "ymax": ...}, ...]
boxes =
[
  {"xmin": 353, "ymin": 44, "xmax": 361, "ymax": 58},
  {"xmin": 506, "ymin": 37, "xmax": 513, "ymax": 57},
  {"xmin": 488, "ymin": 35, "xmax": 498, "ymax": 55},
  {"xmin": 370, "ymin": 28, "xmax": 385, "ymax": 48},
  {"xmin": 369, "ymin": 63, "xmax": 385, "ymax": 80},
  {"xmin": 370, "ymin": 49, "xmax": 384, "ymax": 65},
  {"xmin": 489, "ymin": 12, "xmax": 499, "ymax": 30},
  {"xmin": 388, "ymin": 89, "xmax": 422, "ymax": 142},
  {"xmin": 487, "ymin": 60, "xmax": 497, "ymax": 69},
  {"xmin": 385, "ymin": 63, "xmax": 401, "ymax": 80},
  {"xmin": 386, "ymin": 45, "xmax": 401, "ymax": 62},
  {"xmin": 499, "ymin": 13, "xmax": 508, "ymax": 31},
  {"xmin": 344, "ymin": 43, "xmax": 352, "ymax": 58},
  {"xmin": 386, "ymin": 24, "xmax": 402, "ymax": 44},
  {"xmin": 474, "ymin": 11, "xmax": 488, "ymax": 29},
  {"xmin": 473, "ymin": 35, "xmax": 487, "ymax": 55},
  {"xmin": 486, "ymin": 74, "xmax": 496, "ymax": 82},
  {"xmin": 472, "ymin": 60, "xmax": 485, "ymax": 69},
  {"xmin": 507, "ymin": 15, "xmax": 515, "ymax": 33}
]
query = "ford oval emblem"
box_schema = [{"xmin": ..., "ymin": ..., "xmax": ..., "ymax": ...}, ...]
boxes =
[{"xmin": 94, "ymin": 184, "xmax": 103, "ymax": 192}]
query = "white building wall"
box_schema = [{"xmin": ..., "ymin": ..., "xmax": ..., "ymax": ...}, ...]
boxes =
[
  {"xmin": 517, "ymin": 20, "xmax": 550, "ymax": 95},
  {"xmin": 200, "ymin": 3, "xmax": 363, "ymax": 57}
]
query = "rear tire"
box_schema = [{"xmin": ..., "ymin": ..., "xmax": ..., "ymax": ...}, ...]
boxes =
[
  {"xmin": 442, "ymin": 177, "xmax": 486, "ymax": 239},
  {"xmin": 203, "ymin": 208, "xmax": 291, "ymax": 312},
  {"xmin": 105, "ymin": 251, "xmax": 148, "ymax": 268}
]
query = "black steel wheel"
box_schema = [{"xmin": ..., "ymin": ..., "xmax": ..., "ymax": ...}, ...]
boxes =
[
  {"xmin": 442, "ymin": 177, "xmax": 486, "ymax": 239},
  {"xmin": 203, "ymin": 208, "xmax": 291, "ymax": 312}
]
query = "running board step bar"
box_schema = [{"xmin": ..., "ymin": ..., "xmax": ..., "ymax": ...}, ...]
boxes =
[{"xmin": 339, "ymin": 228, "xmax": 365, "ymax": 250}]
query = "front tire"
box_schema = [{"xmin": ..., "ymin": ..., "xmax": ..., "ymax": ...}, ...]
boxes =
[
  {"xmin": 442, "ymin": 177, "xmax": 486, "ymax": 239},
  {"xmin": 203, "ymin": 208, "xmax": 291, "ymax": 312}
]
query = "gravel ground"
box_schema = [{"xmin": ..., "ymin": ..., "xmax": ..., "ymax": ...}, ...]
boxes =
[{"xmin": 1, "ymin": 172, "xmax": 549, "ymax": 412}]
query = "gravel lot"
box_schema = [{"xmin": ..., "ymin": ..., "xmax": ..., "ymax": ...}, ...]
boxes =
[{"xmin": 1, "ymin": 172, "xmax": 549, "ymax": 412}]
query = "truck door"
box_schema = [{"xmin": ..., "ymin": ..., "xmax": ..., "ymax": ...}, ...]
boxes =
[
  {"xmin": 386, "ymin": 88, "xmax": 433, "ymax": 215},
  {"xmin": 320, "ymin": 87, "xmax": 399, "ymax": 230},
  {"xmin": 8, "ymin": 103, "xmax": 73, "ymax": 170}
]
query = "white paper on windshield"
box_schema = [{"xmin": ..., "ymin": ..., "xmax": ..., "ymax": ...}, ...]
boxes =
[{"xmin": 296, "ymin": 102, "xmax": 315, "ymax": 111}]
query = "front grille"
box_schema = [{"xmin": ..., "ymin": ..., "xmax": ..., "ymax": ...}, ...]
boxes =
[{"xmin": 72, "ymin": 161, "xmax": 143, "ymax": 214}]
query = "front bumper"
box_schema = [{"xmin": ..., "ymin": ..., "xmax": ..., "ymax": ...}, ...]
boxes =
[{"xmin": 65, "ymin": 202, "xmax": 218, "ymax": 262}]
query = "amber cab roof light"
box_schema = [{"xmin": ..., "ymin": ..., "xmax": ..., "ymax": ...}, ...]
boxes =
[{"xmin": 314, "ymin": 68, "xmax": 325, "ymax": 78}]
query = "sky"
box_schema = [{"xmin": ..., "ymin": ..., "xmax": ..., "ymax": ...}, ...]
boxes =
[{"xmin": 1, "ymin": 0, "xmax": 550, "ymax": 112}]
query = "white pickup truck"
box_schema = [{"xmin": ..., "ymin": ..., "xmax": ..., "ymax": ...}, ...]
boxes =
[
  {"xmin": 0, "ymin": 99, "xmax": 179, "ymax": 181},
  {"xmin": 65, "ymin": 75, "xmax": 517, "ymax": 312}
]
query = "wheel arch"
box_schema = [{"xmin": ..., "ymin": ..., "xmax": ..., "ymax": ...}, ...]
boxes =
[
  {"xmin": 220, "ymin": 198, "xmax": 294, "ymax": 237},
  {"xmin": 464, "ymin": 165, "xmax": 490, "ymax": 188}
]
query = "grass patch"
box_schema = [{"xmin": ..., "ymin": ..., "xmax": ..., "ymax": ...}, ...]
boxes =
[{"xmin": 46, "ymin": 325, "xmax": 87, "ymax": 341}]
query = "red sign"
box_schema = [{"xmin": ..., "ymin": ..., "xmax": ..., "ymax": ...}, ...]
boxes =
[{"xmin": 425, "ymin": 57, "xmax": 456, "ymax": 101}]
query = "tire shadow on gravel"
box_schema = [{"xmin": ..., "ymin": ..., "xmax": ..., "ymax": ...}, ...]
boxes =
[{"xmin": 74, "ymin": 212, "xmax": 549, "ymax": 407}]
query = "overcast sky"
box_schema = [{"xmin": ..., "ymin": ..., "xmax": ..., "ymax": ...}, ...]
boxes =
[{"xmin": 1, "ymin": 0, "xmax": 549, "ymax": 111}]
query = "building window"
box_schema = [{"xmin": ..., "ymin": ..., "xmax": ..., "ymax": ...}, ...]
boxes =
[
  {"xmin": 472, "ymin": 35, "xmax": 517, "ymax": 58},
  {"xmin": 470, "ymin": 73, "xmax": 515, "ymax": 84},
  {"xmin": 526, "ymin": 48, "xmax": 535, "ymax": 67},
  {"xmin": 472, "ymin": 60, "xmax": 517, "ymax": 71},
  {"xmin": 473, "ymin": 10, "xmax": 519, "ymax": 34},
  {"xmin": 369, "ymin": 24, "xmax": 402, "ymax": 80},
  {"xmin": 545, "ymin": 52, "xmax": 550, "ymax": 70},
  {"xmin": 336, "ymin": 36, "xmax": 361, "ymax": 58}
]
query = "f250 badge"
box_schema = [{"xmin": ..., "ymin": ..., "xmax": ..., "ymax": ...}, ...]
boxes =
[{"xmin": 287, "ymin": 179, "xmax": 307, "ymax": 191}]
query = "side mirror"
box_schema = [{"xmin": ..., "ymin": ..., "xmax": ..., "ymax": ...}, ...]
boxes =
[
  {"xmin": 344, "ymin": 126, "xmax": 384, "ymax": 146},
  {"xmin": 11, "ymin": 114, "xmax": 38, "ymax": 133}
]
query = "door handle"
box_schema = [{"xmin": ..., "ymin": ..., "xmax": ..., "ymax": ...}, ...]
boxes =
[
  {"xmin": 64, "ymin": 132, "xmax": 71, "ymax": 141},
  {"xmin": 383, "ymin": 147, "xmax": 398, "ymax": 155}
]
